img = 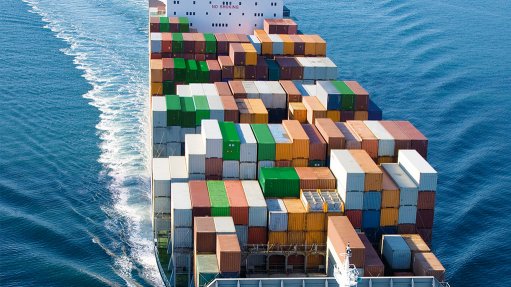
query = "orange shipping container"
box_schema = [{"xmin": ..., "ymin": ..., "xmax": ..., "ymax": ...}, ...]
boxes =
[
  {"xmin": 307, "ymin": 254, "xmax": 325, "ymax": 268},
  {"xmin": 303, "ymin": 97, "xmax": 327, "ymax": 124},
  {"xmin": 349, "ymin": 150, "xmax": 383, "ymax": 191},
  {"xmin": 283, "ymin": 199, "xmax": 307, "ymax": 231},
  {"xmin": 413, "ymin": 252, "xmax": 445, "ymax": 282},
  {"xmin": 335, "ymin": 122, "xmax": 362, "ymax": 149},
  {"xmin": 268, "ymin": 231, "xmax": 287, "ymax": 245},
  {"xmin": 377, "ymin": 156, "xmax": 395, "ymax": 164},
  {"xmin": 216, "ymin": 234, "xmax": 241, "ymax": 273},
  {"xmin": 254, "ymin": 30, "xmax": 273, "ymax": 55},
  {"xmin": 292, "ymin": 159, "xmax": 308, "ymax": 167},
  {"xmin": 279, "ymin": 34, "xmax": 295, "ymax": 55},
  {"xmin": 346, "ymin": 120, "xmax": 379, "ymax": 159},
  {"xmin": 305, "ymin": 231, "xmax": 326, "ymax": 245},
  {"xmin": 402, "ymin": 234, "xmax": 431, "ymax": 255},
  {"xmin": 248, "ymin": 99, "xmax": 269, "ymax": 123},
  {"xmin": 151, "ymin": 82, "xmax": 163, "ymax": 96},
  {"xmin": 380, "ymin": 208, "xmax": 399, "ymax": 226},
  {"xmin": 327, "ymin": 216, "xmax": 365, "ymax": 267},
  {"xmin": 306, "ymin": 212, "xmax": 326, "ymax": 231},
  {"xmin": 288, "ymin": 102, "xmax": 307, "ymax": 123},
  {"xmin": 241, "ymin": 43, "xmax": 257, "ymax": 65},
  {"xmin": 287, "ymin": 231, "xmax": 306, "ymax": 244},
  {"xmin": 381, "ymin": 167, "xmax": 400, "ymax": 208},
  {"xmin": 282, "ymin": 120, "xmax": 310, "ymax": 159},
  {"xmin": 300, "ymin": 35, "xmax": 316, "ymax": 56},
  {"xmin": 309, "ymin": 34, "xmax": 327, "ymax": 56},
  {"xmin": 315, "ymin": 118, "xmax": 345, "ymax": 157},
  {"xmin": 236, "ymin": 99, "xmax": 251, "ymax": 123},
  {"xmin": 279, "ymin": 80, "xmax": 302, "ymax": 103},
  {"xmin": 354, "ymin": 111, "xmax": 369, "ymax": 121}
]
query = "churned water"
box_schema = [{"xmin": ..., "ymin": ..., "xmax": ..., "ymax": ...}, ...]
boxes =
[{"xmin": 1, "ymin": 0, "xmax": 510, "ymax": 286}]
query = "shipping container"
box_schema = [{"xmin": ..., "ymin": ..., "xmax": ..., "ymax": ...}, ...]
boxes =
[
  {"xmin": 171, "ymin": 182, "xmax": 192, "ymax": 228},
  {"xmin": 305, "ymin": 231, "xmax": 326, "ymax": 245},
  {"xmin": 399, "ymin": 206, "xmax": 418, "ymax": 225},
  {"xmin": 152, "ymin": 158, "xmax": 171, "ymax": 197},
  {"xmin": 241, "ymin": 181, "xmax": 267, "ymax": 227},
  {"xmin": 247, "ymin": 227, "xmax": 268, "ymax": 244},
  {"xmin": 283, "ymin": 199, "xmax": 307, "ymax": 231},
  {"xmin": 288, "ymin": 102, "xmax": 307, "ymax": 123},
  {"xmin": 398, "ymin": 150, "xmax": 437, "ymax": 191},
  {"xmin": 416, "ymin": 209, "xmax": 435, "ymax": 229},
  {"xmin": 218, "ymin": 122, "xmax": 240, "ymax": 161},
  {"xmin": 381, "ymin": 167, "xmax": 400, "ymax": 208},
  {"xmin": 195, "ymin": 254, "xmax": 220, "ymax": 287},
  {"xmin": 282, "ymin": 120, "xmax": 310, "ymax": 159},
  {"xmin": 327, "ymin": 216, "xmax": 365, "ymax": 267},
  {"xmin": 259, "ymin": 167, "xmax": 300, "ymax": 198},
  {"xmin": 239, "ymin": 162, "xmax": 257, "ymax": 180},
  {"xmin": 418, "ymin": 191, "xmax": 435, "ymax": 210},
  {"xmin": 205, "ymin": 158, "xmax": 222, "ymax": 179},
  {"xmin": 287, "ymin": 231, "xmax": 306, "ymax": 244},
  {"xmin": 268, "ymin": 124, "xmax": 293, "ymax": 161},
  {"xmin": 251, "ymin": 124, "xmax": 276, "ymax": 161},
  {"xmin": 413, "ymin": 252, "xmax": 445, "ymax": 281},
  {"xmin": 394, "ymin": 121, "xmax": 428, "ymax": 159},
  {"xmin": 224, "ymin": 181, "xmax": 249, "ymax": 225},
  {"xmin": 358, "ymin": 233, "xmax": 385, "ymax": 276},
  {"xmin": 169, "ymin": 156, "xmax": 189, "ymax": 182},
  {"xmin": 381, "ymin": 163, "xmax": 419, "ymax": 206},
  {"xmin": 216, "ymin": 234, "xmax": 241, "ymax": 273},
  {"xmin": 381, "ymin": 235, "xmax": 411, "ymax": 270},
  {"xmin": 345, "ymin": 210, "xmax": 362, "ymax": 229},
  {"xmin": 335, "ymin": 122, "xmax": 362, "ymax": 149},
  {"xmin": 185, "ymin": 134, "xmax": 206, "ymax": 175},
  {"xmin": 380, "ymin": 121, "xmax": 412, "ymax": 155},
  {"xmin": 267, "ymin": 199, "xmax": 288, "ymax": 231},
  {"xmin": 235, "ymin": 124, "xmax": 257, "ymax": 163},
  {"xmin": 234, "ymin": 225, "xmax": 248, "ymax": 247},
  {"xmin": 268, "ymin": 231, "xmax": 288, "ymax": 245},
  {"xmin": 320, "ymin": 190, "xmax": 344, "ymax": 213},
  {"xmin": 202, "ymin": 120, "xmax": 223, "ymax": 159},
  {"xmin": 189, "ymin": 181, "xmax": 211, "ymax": 217},
  {"xmin": 346, "ymin": 121, "xmax": 378, "ymax": 159},
  {"xmin": 380, "ymin": 208, "xmax": 399, "ymax": 226},
  {"xmin": 364, "ymin": 121, "xmax": 395, "ymax": 157},
  {"xmin": 194, "ymin": 217, "xmax": 217, "ymax": 253},
  {"xmin": 350, "ymin": 150, "xmax": 383, "ymax": 191},
  {"xmin": 401, "ymin": 234, "xmax": 431, "ymax": 256},
  {"xmin": 302, "ymin": 96, "xmax": 327, "ymax": 124},
  {"xmin": 208, "ymin": 181, "xmax": 230, "ymax": 216},
  {"xmin": 302, "ymin": 124, "xmax": 327, "ymax": 162},
  {"xmin": 330, "ymin": 150, "xmax": 364, "ymax": 192}
]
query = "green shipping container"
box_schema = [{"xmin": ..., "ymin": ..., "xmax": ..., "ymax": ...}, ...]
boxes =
[
  {"xmin": 172, "ymin": 33, "xmax": 184, "ymax": 53},
  {"xmin": 195, "ymin": 255, "xmax": 219, "ymax": 287},
  {"xmin": 219, "ymin": 122, "xmax": 241, "ymax": 161},
  {"xmin": 163, "ymin": 81, "xmax": 175, "ymax": 94},
  {"xmin": 174, "ymin": 58, "xmax": 186, "ymax": 82},
  {"xmin": 178, "ymin": 17, "xmax": 190, "ymax": 32},
  {"xmin": 165, "ymin": 95, "xmax": 181, "ymax": 126},
  {"xmin": 203, "ymin": 33, "xmax": 217, "ymax": 54},
  {"xmin": 258, "ymin": 167, "xmax": 300, "ymax": 198},
  {"xmin": 198, "ymin": 61, "xmax": 210, "ymax": 83},
  {"xmin": 207, "ymin": 181, "xmax": 230, "ymax": 216},
  {"xmin": 331, "ymin": 81, "xmax": 355, "ymax": 111},
  {"xmin": 193, "ymin": 96, "xmax": 210, "ymax": 127},
  {"xmin": 250, "ymin": 124, "xmax": 276, "ymax": 161},
  {"xmin": 186, "ymin": 60, "xmax": 198, "ymax": 83},
  {"xmin": 159, "ymin": 17, "xmax": 170, "ymax": 32},
  {"xmin": 180, "ymin": 97, "xmax": 196, "ymax": 128}
]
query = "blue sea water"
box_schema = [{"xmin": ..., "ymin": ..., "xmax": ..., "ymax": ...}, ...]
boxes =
[{"xmin": 1, "ymin": 0, "xmax": 510, "ymax": 286}]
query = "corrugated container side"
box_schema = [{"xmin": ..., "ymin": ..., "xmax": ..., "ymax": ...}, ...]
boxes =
[
  {"xmin": 282, "ymin": 120, "xmax": 310, "ymax": 159},
  {"xmin": 268, "ymin": 231, "xmax": 288, "ymax": 245},
  {"xmin": 171, "ymin": 182, "xmax": 192, "ymax": 227},
  {"xmin": 224, "ymin": 181, "xmax": 249, "ymax": 225},
  {"xmin": 358, "ymin": 233, "xmax": 385, "ymax": 276},
  {"xmin": 305, "ymin": 231, "xmax": 326, "ymax": 245},
  {"xmin": 185, "ymin": 134, "xmax": 206, "ymax": 175},
  {"xmin": 394, "ymin": 121, "xmax": 428, "ymax": 159},
  {"xmin": 195, "ymin": 254, "xmax": 220, "ymax": 287},
  {"xmin": 283, "ymin": 199, "xmax": 307, "ymax": 231},
  {"xmin": 306, "ymin": 212, "xmax": 326, "ymax": 231},
  {"xmin": 302, "ymin": 124, "xmax": 327, "ymax": 162},
  {"xmin": 346, "ymin": 120, "xmax": 379, "ymax": 159},
  {"xmin": 236, "ymin": 124, "xmax": 257, "ymax": 163},
  {"xmin": 172, "ymin": 227, "xmax": 193, "ymax": 248},
  {"xmin": 399, "ymin": 206, "xmax": 418, "ymax": 224},
  {"xmin": 315, "ymin": 118, "xmax": 345, "ymax": 157},
  {"xmin": 380, "ymin": 208, "xmax": 399, "ymax": 226},
  {"xmin": 287, "ymin": 231, "xmax": 306, "ymax": 244},
  {"xmin": 239, "ymin": 162, "xmax": 257, "ymax": 180},
  {"xmin": 266, "ymin": 199, "xmax": 288, "ymax": 231},
  {"xmin": 364, "ymin": 121, "xmax": 395, "ymax": 157},
  {"xmin": 194, "ymin": 217, "xmax": 216, "ymax": 253},
  {"xmin": 202, "ymin": 120, "xmax": 223, "ymax": 158},
  {"xmin": 189, "ymin": 181, "xmax": 211, "ymax": 217},
  {"xmin": 222, "ymin": 160, "xmax": 240, "ymax": 179},
  {"xmin": 213, "ymin": 217, "xmax": 236, "ymax": 234},
  {"xmin": 413, "ymin": 252, "xmax": 445, "ymax": 282},
  {"xmin": 349, "ymin": 150, "xmax": 383, "ymax": 191},
  {"xmin": 152, "ymin": 158, "xmax": 171, "ymax": 197},
  {"xmin": 330, "ymin": 150, "xmax": 365, "ymax": 192},
  {"xmin": 268, "ymin": 124, "xmax": 293, "ymax": 161},
  {"xmin": 327, "ymin": 216, "xmax": 366, "ymax": 267},
  {"xmin": 380, "ymin": 121, "xmax": 412, "ymax": 154},
  {"xmin": 335, "ymin": 122, "xmax": 362, "ymax": 149},
  {"xmin": 398, "ymin": 150, "xmax": 438, "ymax": 191},
  {"xmin": 418, "ymin": 191, "xmax": 436, "ymax": 209},
  {"xmin": 247, "ymin": 227, "xmax": 268, "ymax": 244},
  {"xmin": 381, "ymin": 163, "xmax": 419, "ymax": 206},
  {"xmin": 381, "ymin": 167, "xmax": 400, "ymax": 208},
  {"xmin": 241, "ymin": 180, "xmax": 268, "ymax": 227},
  {"xmin": 216, "ymin": 234, "xmax": 241, "ymax": 273},
  {"xmin": 381, "ymin": 235, "xmax": 411, "ymax": 270},
  {"xmin": 401, "ymin": 234, "xmax": 431, "ymax": 255},
  {"xmin": 234, "ymin": 225, "xmax": 248, "ymax": 247}
]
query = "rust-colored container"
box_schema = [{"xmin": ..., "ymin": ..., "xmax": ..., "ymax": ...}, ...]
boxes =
[
  {"xmin": 280, "ymin": 80, "xmax": 302, "ymax": 102},
  {"xmin": 302, "ymin": 124, "xmax": 327, "ymax": 162},
  {"xmin": 215, "ymin": 33, "xmax": 229, "ymax": 55},
  {"xmin": 195, "ymin": 217, "xmax": 216, "ymax": 253},
  {"xmin": 292, "ymin": 158, "xmax": 309, "ymax": 167},
  {"xmin": 344, "ymin": 81, "xmax": 369, "ymax": 111},
  {"xmin": 229, "ymin": 43, "xmax": 245, "ymax": 65},
  {"xmin": 218, "ymin": 56, "xmax": 234, "ymax": 80},
  {"xmin": 377, "ymin": 156, "xmax": 395, "ymax": 164},
  {"xmin": 289, "ymin": 103, "xmax": 307, "ymax": 123},
  {"xmin": 289, "ymin": 34, "xmax": 305, "ymax": 55},
  {"xmin": 294, "ymin": 167, "xmax": 335, "ymax": 190},
  {"xmin": 380, "ymin": 208, "xmax": 399, "ymax": 226},
  {"xmin": 216, "ymin": 234, "xmax": 241, "ymax": 273},
  {"xmin": 161, "ymin": 33, "xmax": 172, "ymax": 53},
  {"xmin": 380, "ymin": 121, "xmax": 412, "ymax": 155},
  {"xmin": 326, "ymin": 111, "xmax": 341, "ymax": 122},
  {"xmin": 268, "ymin": 231, "xmax": 287, "ymax": 245},
  {"xmin": 283, "ymin": 199, "xmax": 307, "ymax": 231},
  {"xmin": 193, "ymin": 33, "xmax": 206, "ymax": 54},
  {"xmin": 353, "ymin": 111, "xmax": 368, "ymax": 121},
  {"xmin": 282, "ymin": 120, "xmax": 310, "ymax": 159},
  {"xmin": 228, "ymin": 81, "xmax": 246, "ymax": 99},
  {"xmin": 307, "ymin": 254, "xmax": 325, "ymax": 268},
  {"xmin": 305, "ymin": 231, "xmax": 326, "ymax": 245},
  {"xmin": 287, "ymin": 231, "xmax": 306, "ymax": 244},
  {"xmin": 381, "ymin": 168, "xmax": 400, "ymax": 208},
  {"xmin": 207, "ymin": 60, "xmax": 222, "ymax": 83},
  {"xmin": 306, "ymin": 213, "xmax": 326, "ymax": 231},
  {"xmin": 315, "ymin": 118, "xmax": 345, "ymax": 158},
  {"xmin": 241, "ymin": 43, "xmax": 257, "ymax": 65},
  {"xmin": 345, "ymin": 210, "xmax": 362, "ymax": 229},
  {"xmin": 150, "ymin": 59, "xmax": 163, "ymax": 83},
  {"xmin": 335, "ymin": 122, "xmax": 362, "ymax": 149},
  {"xmin": 303, "ymin": 97, "xmax": 327, "ymax": 124},
  {"xmin": 349, "ymin": 150, "xmax": 383, "ymax": 191},
  {"xmin": 287, "ymin": 255, "xmax": 305, "ymax": 266},
  {"xmin": 398, "ymin": 224, "xmax": 417, "ymax": 234},
  {"xmin": 150, "ymin": 17, "xmax": 160, "ymax": 32},
  {"xmin": 236, "ymin": 34, "xmax": 250, "ymax": 43},
  {"xmin": 413, "ymin": 252, "xmax": 445, "ymax": 282},
  {"xmin": 358, "ymin": 233, "xmax": 385, "ymax": 276},
  {"xmin": 206, "ymin": 158, "xmax": 223, "ymax": 179},
  {"xmin": 416, "ymin": 209, "xmax": 434, "ymax": 229},
  {"xmin": 189, "ymin": 181, "xmax": 211, "ymax": 217},
  {"xmin": 224, "ymin": 181, "xmax": 249, "ymax": 225},
  {"xmin": 401, "ymin": 234, "xmax": 431, "ymax": 255},
  {"xmin": 394, "ymin": 121, "xmax": 428, "ymax": 159},
  {"xmin": 182, "ymin": 33, "xmax": 195, "ymax": 54},
  {"xmin": 327, "ymin": 216, "xmax": 365, "ymax": 267},
  {"xmin": 215, "ymin": 82, "xmax": 233, "ymax": 97},
  {"xmin": 346, "ymin": 120, "xmax": 378, "ymax": 159},
  {"xmin": 220, "ymin": 96, "xmax": 240, "ymax": 123},
  {"xmin": 418, "ymin": 191, "xmax": 435, "ymax": 210},
  {"xmin": 275, "ymin": 160, "xmax": 292, "ymax": 167},
  {"xmin": 248, "ymin": 227, "xmax": 268, "ymax": 244}
]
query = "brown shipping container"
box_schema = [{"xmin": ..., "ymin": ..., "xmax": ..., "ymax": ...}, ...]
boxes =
[
  {"xmin": 237, "ymin": 99, "xmax": 251, "ymax": 123},
  {"xmin": 268, "ymin": 231, "xmax": 287, "ymax": 245},
  {"xmin": 254, "ymin": 30, "xmax": 272, "ymax": 55},
  {"xmin": 182, "ymin": 33, "xmax": 195, "ymax": 54},
  {"xmin": 280, "ymin": 80, "xmax": 302, "ymax": 103},
  {"xmin": 349, "ymin": 150, "xmax": 383, "ymax": 191},
  {"xmin": 256, "ymin": 56, "xmax": 269, "ymax": 80},
  {"xmin": 228, "ymin": 81, "xmax": 247, "ymax": 99},
  {"xmin": 195, "ymin": 217, "xmax": 216, "ymax": 253},
  {"xmin": 398, "ymin": 224, "xmax": 417, "ymax": 234},
  {"xmin": 353, "ymin": 111, "xmax": 369, "ymax": 121},
  {"xmin": 418, "ymin": 228, "xmax": 433, "ymax": 245},
  {"xmin": 289, "ymin": 34, "xmax": 305, "ymax": 55},
  {"xmin": 224, "ymin": 181, "xmax": 249, "ymax": 225},
  {"xmin": 234, "ymin": 66, "xmax": 245, "ymax": 79},
  {"xmin": 275, "ymin": 160, "xmax": 292, "ymax": 167},
  {"xmin": 417, "ymin": 209, "xmax": 435, "ymax": 229},
  {"xmin": 380, "ymin": 121, "xmax": 412, "ymax": 154},
  {"xmin": 216, "ymin": 234, "xmax": 241, "ymax": 273},
  {"xmin": 244, "ymin": 65, "xmax": 256, "ymax": 80},
  {"xmin": 220, "ymin": 96, "xmax": 240, "ymax": 123},
  {"xmin": 193, "ymin": 33, "xmax": 206, "ymax": 54},
  {"xmin": 229, "ymin": 43, "xmax": 246, "ymax": 66},
  {"xmin": 292, "ymin": 159, "xmax": 308, "ymax": 167},
  {"xmin": 315, "ymin": 118, "xmax": 345, "ymax": 157},
  {"xmin": 150, "ymin": 59, "xmax": 163, "ymax": 83},
  {"xmin": 287, "ymin": 255, "xmax": 305, "ymax": 265},
  {"xmin": 307, "ymin": 254, "xmax": 325, "ymax": 268},
  {"xmin": 162, "ymin": 58, "xmax": 175, "ymax": 82},
  {"xmin": 161, "ymin": 33, "xmax": 172, "ymax": 53},
  {"xmin": 302, "ymin": 124, "xmax": 327, "ymax": 162},
  {"xmin": 207, "ymin": 60, "xmax": 222, "ymax": 83},
  {"xmin": 215, "ymin": 33, "xmax": 229, "ymax": 55},
  {"xmin": 377, "ymin": 156, "xmax": 395, "ymax": 164},
  {"xmin": 189, "ymin": 181, "xmax": 211, "ymax": 217},
  {"xmin": 215, "ymin": 82, "xmax": 233, "ymax": 97},
  {"xmin": 206, "ymin": 158, "xmax": 223, "ymax": 179},
  {"xmin": 295, "ymin": 167, "xmax": 317, "ymax": 189},
  {"xmin": 381, "ymin": 168, "xmax": 400, "ymax": 208},
  {"xmin": 289, "ymin": 103, "xmax": 307, "ymax": 123},
  {"xmin": 418, "ymin": 191, "xmax": 436, "ymax": 210},
  {"xmin": 218, "ymin": 56, "xmax": 234, "ymax": 79},
  {"xmin": 283, "ymin": 199, "xmax": 307, "ymax": 231},
  {"xmin": 327, "ymin": 216, "xmax": 365, "ymax": 267},
  {"xmin": 344, "ymin": 81, "xmax": 369, "ymax": 111},
  {"xmin": 282, "ymin": 120, "xmax": 310, "ymax": 159},
  {"xmin": 394, "ymin": 121, "xmax": 428, "ymax": 159},
  {"xmin": 150, "ymin": 17, "xmax": 160, "ymax": 32},
  {"xmin": 314, "ymin": 167, "xmax": 337, "ymax": 189},
  {"xmin": 358, "ymin": 233, "xmax": 385, "ymax": 277},
  {"xmin": 287, "ymin": 231, "xmax": 306, "ymax": 244},
  {"xmin": 305, "ymin": 231, "xmax": 326, "ymax": 245},
  {"xmin": 346, "ymin": 121, "xmax": 379, "ymax": 159},
  {"xmin": 335, "ymin": 122, "xmax": 362, "ymax": 149},
  {"xmin": 402, "ymin": 234, "xmax": 431, "ymax": 255},
  {"xmin": 248, "ymin": 227, "xmax": 268, "ymax": 244},
  {"xmin": 306, "ymin": 212, "xmax": 326, "ymax": 231},
  {"xmin": 413, "ymin": 252, "xmax": 445, "ymax": 282},
  {"xmin": 303, "ymin": 97, "xmax": 327, "ymax": 124},
  {"xmin": 394, "ymin": 271, "xmax": 414, "ymax": 276},
  {"xmin": 345, "ymin": 210, "xmax": 362, "ymax": 229}
]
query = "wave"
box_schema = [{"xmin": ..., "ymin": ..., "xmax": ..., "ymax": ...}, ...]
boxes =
[{"xmin": 21, "ymin": 0, "xmax": 159, "ymax": 285}]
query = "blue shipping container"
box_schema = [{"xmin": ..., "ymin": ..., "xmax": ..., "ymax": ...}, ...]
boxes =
[{"xmin": 363, "ymin": 191, "xmax": 382, "ymax": 210}]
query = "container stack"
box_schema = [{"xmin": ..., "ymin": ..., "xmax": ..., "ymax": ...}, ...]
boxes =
[
  {"xmin": 170, "ymin": 183, "xmax": 193, "ymax": 283},
  {"xmin": 152, "ymin": 158, "xmax": 171, "ymax": 239},
  {"xmin": 150, "ymin": 16, "xmax": 190, "ymax": 33},
  {"xmin": 301, "ymin": 124, "xmax": 327, "ymax": 167},
  {"xmin": 283, "ymin": 120, "xmax": 310, "ymax": 167},
  {"xmin": 316, "ymin": 81, "xmax": 371, "ymax": 122},
  {"xmin": 358, "ymin": 233, "xmax": 385, "ymax": 277},
  {"xmin": 326, "ymin": 216, "xmax": 366, "ymax": 275},
  {"xmin": 237, "ymin": 124, "xmax": 258, "ymax": 179},
  {"xmin": 219, "ymin": 122, "xmax": 241, "ymax": 179},
  {"xmin": 241, "ymin": 180, "xmax": 268, "ymax": 246},
  {"xmin": 263, "ymin": 19, "xmax": 298, "ymax": 35}
]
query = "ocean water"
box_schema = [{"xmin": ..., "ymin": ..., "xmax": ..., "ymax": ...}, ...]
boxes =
[{"xmin": 1, "ymin": 0, "xmax": 510, "ymax": 287}]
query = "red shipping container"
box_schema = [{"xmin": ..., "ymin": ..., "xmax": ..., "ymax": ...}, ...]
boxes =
[
  {"xmin": 215, "ymin": 33, "xmax": 229, "ymax": 55},
  {"xmin": 344, "ymin": 81, "xmax": 369, "ymax": 111},
  {"xmin": 228, "ymin": 81, "xmax": 247, "ymax": 99},
  {"xmin": 345, "ymin": 210, "xmax": 362, "ymax": 229},
  {"xmin": 206, "ymin": 158, "xmax": 223, "ymax": 179},
  {"xmin": 417, "ymin": 228, "xmax": 433, "ymax": 245},
  {"xmin": 218, "ymin": 56, "xmax": 234, "ymax": 80},
  {"xmin": 220, "ymin": 96, "xmax": 240, "ymax": 123},
  {"xmin": 189, "ymin": 181, "xmax": 211, "ymax": 217},
  {"xmin": 302, "ymin": 124, "xmax": 327, "ymax": 162},
  {"xmin": 248, "ymin": 227, "xmax": 267, "ymax": 244},
  {"xmin": 315, "ymin": 118, "xmax": 345, "ymax": 157},
  {"xmin": 195, "ymin": 54, "xmax": 206, "ymax": 61},
  {"xmin": 327, "ymin": 216, "xmax": 365, "ymax": 268},
  {"xmin": 206, "ymin": 60, "xmax": 222, "ymax": 83},
  {"xmin": 161, "ymin": 33, "xmax": 172, "ymax": 53},
  {"xmin": 380, "ymin": 121, "xmax": 412, "ymax": 154},
  {"xmin": 182, "ymin": 33, "xmax": 195, "ymax": 54},
  {"xmin": 150, "ymin": 17, "xmax": 160, "ymax": 32},
  {"xmin": 216, "ymin": 234, "xmax": 242, "ymax": 273},
  {"xmin": 224, "ymin": 181, "xmax": 249, "ymax": 225},
  {"xmin": 194, "ymin": 217, "xmax": 216, "ymax": 253},
  {"xmin": 215, "ymin": 82, "xmax": 233, "ymax": 97},
  {"xmin": 416, "ymin": 209, "xmax": 435, "ymax": 229},
  {"xmin": 358, "ymin": 233, "xmax": 385, "ymax": 276},
  {"xmin": 193, "ymin": 33, "xmax": 206, "ymax": 54},
  {"xmin": 417, "ymin": 191, "xmax": 436, "ymax": 210},
  {"xmin": 287, "ymin": 255, "xmax": 305, "ymax": 265},
  {"xmin": 398, "ymin": 224, "xmax": 417, "ymax": 234},
  {"xmin": 394, "ymin": 121, "xmax": 428, "ymax": 159},
  {"xmin": 151, "ymin": 53, "xmax": 162, "ymax": 59},
  {"xmin": 162, "ymin": 58, "xmax": 175, "ymax": 81}
]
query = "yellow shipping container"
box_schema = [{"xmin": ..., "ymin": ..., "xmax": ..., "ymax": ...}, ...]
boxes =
[
  {"xmin": 380, "ymin": 208, "xmax": 399, "ymax": 226},
  {"xmin": 288, "ymin": 102, "xmax": 307, "ymax": 123},
  {"xmin": 309, "ymin": 35, "xmax": 327, "ymax": 56},
  {"xmin": 234, "ymin": 65, "xmax": 245, "ymax": 79},
  {"xmin": 381, "ymin": 190, "xmax": 400, "ymax": 208},
  {"xmin": 241, "ymin": 43, "xmax": 258, "ymax": 65},
  {"xmin": 306, "ymin": 212, "xmax": 326, "ymax": 231},
  {"xmin": 401, "ymin": 234, "xmax": 431, "ymax": 255},
  {"xmin": 268, "ymin": 231, "xmax": 288, "ymax": 245},
  {"xmin": 283, "ymin": 199, "xmax": 307, "ymax": 231},
  {"xmin": 305, "ymin": 231, "xmax": 326, "ymax": 245},
  {"xmin": 151, "ymin": 82, "xmax": 163, "ymax": 96},
  {"xmin": 378, "ymin": 156, "xmax": 395, "ymax": 164},
  {"xmin": 275, "ymin": 135, "xmax": 293, "ymax": 161},
  {"xmin": 306, "ymin": 254, "xmax": 325, "ymax": 268},
  {"xmin": 287, "ymin": 231, "xmax": 306, "ymax": 244},
  {"xmin": 326, "ymin": 110, "xmax": 341, "ymax": 122},
  {"xmin": 354, "ymin": 111, "xmax": 369, "ymax": 121},
  {"xmin": 292, "ymin": 158, "xmax": 309, "ymax": 167},
  {"xmin": 301, "ymin": 35, "xmax": 316, "ymax": 56},
  {"xmin": 279, "ymin": 34, "xmax": 295, "ymax": 55},
  {"xmin": 248, "ymin": 99, "xmax": 268, "ymax": 124},
  {"xmin": 254, "ymin": 30, "xmax": 273, "ymax": 55}
]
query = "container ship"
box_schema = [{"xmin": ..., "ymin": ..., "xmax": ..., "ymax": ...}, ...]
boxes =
[{"xmin": 149, "ymin": 1, "xmax": 449, "ymax": 287}]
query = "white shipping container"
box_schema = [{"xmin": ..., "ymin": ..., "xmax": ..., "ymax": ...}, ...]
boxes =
[
  {"xmin": 399, "ymin": 205, "xmax": 418, "ymax": 224},
  {"xmin": 268, "ymin": 34, "xmax": 284, "ymax": 55},
  {"xmin": 189, "ymin": 83, "xmax": 205, "ymax": 96},
  {"xmin": 257, "ymin": 161, "xmax": 275, "ymax": 178},
  {"xmin": 248, "ymin": 35, "xmax": 262, "ymax": 54},
  {"xmin": 309, "ymin": 57, "xmax": 327, "ymax": 80},
  {"xmin": 169, "ymin": 156, "xmax": 189, "ymax": 183},
  {"xmin": 266, "ymin": 199, "xmax": 288, "ymax": 231},
  {"xmin": 153, "ymin": 127, "xmax": 168, "ymax": 145},
  {"xmin": 167, "ymin": 126, "xmax": 181, "ymax": 143},
  {"xmin": 330, "ymin": 150, "xmax": 365, "ymax": 192},
  {"xmin": 153, "ymin": 196, "xmax": 171, "ymax": 214},
  {"xmin": 213, "ymin": 217, "xmax": 236, "ymax": 234},
  {"xmin": 254, "ymin": 81, "xmax": 273, "ymax": 108},
  {"xmin": 296, "ymin": 57, "xmax": 314, "ymax": 80},
  {"xmin": 398, "ymin": 150, "xmax": 438, "ymax": 191},
  {"xmin": 152, "ymin": 96, "xmax": 167, "ymax": 128},
  {"xmin": 344, "ymin": 190, "xmax": 364, "ymax": 210},
  {"xmin": 171, "ymin": 183, "xmax": 192, "ymax": 228},
  {"xmin": 202, "ymin": 83, "xmax": 219, "ymax": 96},
  {"xmin": 316, "ymin": 81, "xmax": 340, "ymax": 110},
  {"xmin": 223, "ymin": 160, "xmax": 240, "ymax": 179},
  {"xmin": 235, "ymin": 225, "xmax": 249, "ymax": 247},
  {"xmin": 176, "ymin": 85, "xmax": 192, "ymax": 97},
  {"xmin": 381, "ymin": 163, "xmax": 419, "ymax": 206},
  {"xmin": 267, "ymin": 81, "xmax": 287, "ymax": 109},
  {"xmin": 242, "ymin": 81, "xmax": 260, "ymax": 99},
  {"xmin": 239, "ymin": 162, "xmax": 257, "ymax": 180},
  {"xmin": 171, "ymin": 227, "xmax": 193, "ymax": 249},
  {"xmin": 267, "ymin": 124, "xmax": 291, "ymax": 144},
  {"xmin": 322, "ymin": 57, "xmax": 338, "ymax": 80},
  {"xmin": 201, "ymin": 120, "xmax": 223, "ymax": 158},
  {"xmin": 152, "ymin": 158, "xmax": 171, "ymax": 197},
  {"xmin": 185, "ymin": 134, "xmax": 205, "ymax": 174},
  {"xmin": 302, "ymin": 83, "xmax": 317, "ymax": 97},
  {"xmin": 241, "ymin": 180, "xmax": 268, "ymax": 227},
  {"xmin": 153, "ymin": 143, "xmax": 167, "ymax": 158},
  {"xmin": 236, "ymin": 124, "xmax": 257, "ymax": 162},
  {"xmin": 364, "ymin": 121, "xmax": 395, "ymax": 157},
  {"xmin": 206, "ymin": 95, "xmax": 224, "ymax": 122},
  {"xmin": 180, "ymin": 127, "xmax": 196, "ymax": 143}
]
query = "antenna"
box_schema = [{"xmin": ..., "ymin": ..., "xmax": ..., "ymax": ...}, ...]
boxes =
[{"xmin": 333, "ymin": 242, "xmax": 360, "ymax": 287}]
